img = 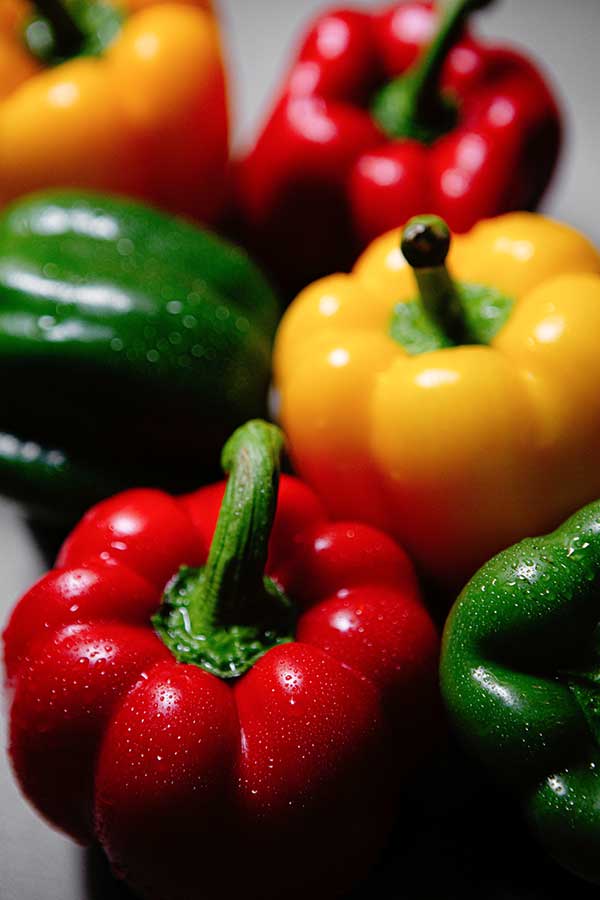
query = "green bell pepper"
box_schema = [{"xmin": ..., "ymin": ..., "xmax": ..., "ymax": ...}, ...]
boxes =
[
  {"xmin": 441, "ymin": 499, "xmax": 600, "ymax": 884},
  {"xmin": 0, "ymin": 190, "xmax": 279, "ymax": 522}
]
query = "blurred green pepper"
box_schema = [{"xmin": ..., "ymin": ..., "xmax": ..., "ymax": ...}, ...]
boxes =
[{"xmin": 0, "ymin": 190, "xmax": 279, "ymax": 521}]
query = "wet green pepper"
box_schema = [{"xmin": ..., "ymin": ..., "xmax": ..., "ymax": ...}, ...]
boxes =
[
  {"xmin": 441, "ymin": 499, "xmax": 600, "ymax": 884},
  {"xmin": 0, "ymin": 190, "xmax": 279, "ymax": 521}
]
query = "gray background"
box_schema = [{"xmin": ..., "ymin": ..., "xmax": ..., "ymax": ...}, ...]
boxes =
[{"xmin": 1, "ymin": 0, "xmax": 599, "ymax": 897}]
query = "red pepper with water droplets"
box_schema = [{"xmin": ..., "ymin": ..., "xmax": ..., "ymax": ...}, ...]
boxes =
[
  {"xmin": 3, "ymin": 420, "xmax": 440, "ymax": 900},
  {"xmin": 235, "ymin": 0, "xmax": 561, "ymax": 291}
]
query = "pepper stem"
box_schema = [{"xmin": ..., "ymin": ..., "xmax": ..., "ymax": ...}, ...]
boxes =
[
  {"xmin": 401, "ymin": 215, "xmax": 467, "ymax": 344},
  {"xmin": 372, "ymin": 0, "xmax": 496, "ymax": 143},
  {"xmin": 30, "ymin": 0, "xmax": 85, "ymax": 58},
  {"xmin": 187, "ymin": 420, "xmax": 284, "ymax": 634},
  {"xmin": 153, "ymin": 420, "xmax": 295, "ymax": 679},
  {"xmin": 410, "ymin": 0, "xmax": 494, "ymax": 123}
]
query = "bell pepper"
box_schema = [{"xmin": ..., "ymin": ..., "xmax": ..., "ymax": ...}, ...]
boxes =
[
  {"xmin": 235, "ymin": 0, "xmax": 561, "ymax": 292},
  {"xmin": 0, "ymin": 190, "xmax": 279, "ymax": 522},
  {"xmin": 441, "ymin": 499, "xmax": 600, "ymax": 885},
  {"xmin": 0, "ymin": 0, "xmax": 227, "ymax": 221},
  {"xmin": 3, "ymin": 419, "xmax": 440, "ymax": 900},
  {"xmin": 274, "ymin": 212, "xmax": 600, "ymax": 588}
]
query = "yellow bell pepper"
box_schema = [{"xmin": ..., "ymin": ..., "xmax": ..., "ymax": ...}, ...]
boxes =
[
  {"xmin": 0, "ymin": 0, "xmax": 226, "ymax": 221},
  {"xmin": 274, "ymin": 213, "xmax": 600, "ymax": 588}
]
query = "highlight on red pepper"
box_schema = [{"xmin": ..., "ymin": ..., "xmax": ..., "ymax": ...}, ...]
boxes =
[
  {"xmin": 3, "ymin": 420, "xmax": 440, "ymax": 900},
  {"xmin": 0, "ymin": 0, "xmax": 228, "ymax": 220},
  {"xmin": 235, "ymin": 0, "xmax": 561, "ymax": 291}
]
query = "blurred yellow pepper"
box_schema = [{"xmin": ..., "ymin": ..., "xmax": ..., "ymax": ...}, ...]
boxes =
[
  {"xmin": 0, "ymin": 1, "xmax": 39, "ymax": 101},
  {"xmin": 0, "ymin": 0, "xmax": 227, "ymax": 221},
  {"xmin": 274, "ymin": 213, "xmax": 600, "ymax": 588}
]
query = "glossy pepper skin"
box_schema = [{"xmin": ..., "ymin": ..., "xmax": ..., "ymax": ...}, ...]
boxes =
[
  {"xmin": 3, "ymin": 421, "xmax": 440, "ymax": 900},
  {"xmin": 0, "ymin": 0, "xmax": 227, "ymax": 221},
  {"xmin": 235, "ymin": 0, "xmax": 560, "ymax": 292},
  {"xmin": 274, "ymin": 212, "xmax": 600, "ymax": 589},
  {"xmin": 441, "ymin": 499, "xmax": 600, "ymax": 885},
  {"xmin": 0, "ymin": 191, "xmax": 279, "ymax": 522}
]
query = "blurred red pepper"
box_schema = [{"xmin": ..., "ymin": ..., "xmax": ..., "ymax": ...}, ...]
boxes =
[
  {"xmin": 4, "ymin": 421, "xmax": 440, "ymax": 900},
  {"xmin": 235, "ymin": 0, "xmax": 561, "ymax": 291}
]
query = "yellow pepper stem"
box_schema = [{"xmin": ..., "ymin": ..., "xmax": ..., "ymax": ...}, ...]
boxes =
[
  {"xmin": 401, "ymin": 215, "xmax": 468, "ymax": 345},
  {"xmin": 31, "ymin": 0, "xmax": 85, "ymax": 57}
]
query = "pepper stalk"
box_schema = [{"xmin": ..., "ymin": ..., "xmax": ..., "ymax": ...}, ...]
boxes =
[
  {"xmin": 153, "ymin": 420, "xmax": 296, "ymax": 679},
  {"xmin": 372, "ymin": 0, "xmax": 496, "ymax": 144},
  {"xmin": 24, "ymin": 0, "xmax": 122, "ymax": 63}
]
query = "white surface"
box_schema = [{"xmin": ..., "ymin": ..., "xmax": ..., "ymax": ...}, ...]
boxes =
[{"xmin": 1, "ymin": 1, "xmax": 599, "ymax": 898}]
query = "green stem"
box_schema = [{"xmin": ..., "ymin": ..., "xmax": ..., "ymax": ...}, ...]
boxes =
[
  {"xmin": 401, "ymin": 215, "xmax": 467, "ymax": 344},
  {"xmin": 153, "ymin": 420, "xmax": 294, "ymax": 679},
  {"xmin": 371, "ymin": 0, "xmax": 496, "ymax": 142},
  {"xmin": 30, "ymin": 0, "xmax": 85, "ymax": 57},
  {"xmin": 408, "ymin": 0, "xmax": 495, "ymax": 124},
  {"xmin": 186, "ymin": 420, "xmax": 284, "ymax": 634}
]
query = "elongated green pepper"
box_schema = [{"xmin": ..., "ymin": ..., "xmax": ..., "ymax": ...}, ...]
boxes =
[
  {"xmin": 0, "ymin": 190, "xmax": 279, "ymax": 521},
  {"xmin": 441, "ymin": 500, "xmax": 600, "ymax": 884}
]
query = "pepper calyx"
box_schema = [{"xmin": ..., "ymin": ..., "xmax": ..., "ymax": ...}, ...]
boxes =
[
  {"xmin": 389, "ymin": 215, "xmax": 514, "ymax": 355},
  {"xmin": 24, "ymin": 0, "xmax": 122, "ymax": 65},
  {"xmin": 153, "ymin": 566, "xmax": 294, "ymax": 679},
  {"xmin": 153, "ymin": 420, "xmax": 296, "ymax": 680},
  {"xmin": 371, "ymin": 77, "xmax": 458, "ymax": 145},
  {"xmin": 389, "ymin": 282, "xmax": 514, "ymax": 355}
]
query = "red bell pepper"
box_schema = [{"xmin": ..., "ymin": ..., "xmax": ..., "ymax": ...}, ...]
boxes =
[
  {"xmin": 3, "ymin": 420, "xmax": 440, "ymax": 900},
  {"xmin": 235, "ymin": 0, "xmax": 561, "ymax": 291}
]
